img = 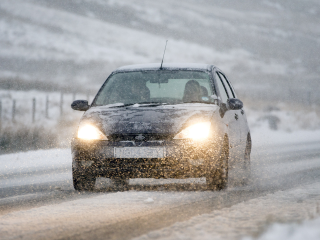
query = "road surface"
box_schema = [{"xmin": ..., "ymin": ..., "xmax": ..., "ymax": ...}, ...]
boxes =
[{"xmin": 0, "ymin": 140, "xmax": 320, "ymax": 240}]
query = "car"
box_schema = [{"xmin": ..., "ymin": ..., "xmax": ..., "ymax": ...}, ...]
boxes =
[{"xmin": 71, "ymin": 63, "xmax": 251, "ymax": 191}]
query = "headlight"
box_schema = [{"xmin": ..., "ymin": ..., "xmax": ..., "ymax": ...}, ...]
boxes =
[
  {"xmin": 173, "ymin": 122, "xmax": 211, "ymax": 140},
  {"xmin": 77, "ymin": 124, "xmax": 108, "ymax": 140}
]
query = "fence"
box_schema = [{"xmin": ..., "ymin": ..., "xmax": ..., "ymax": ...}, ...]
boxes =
[{"xmin": 0, "ymin": 91, "xmax": 93, "ymax": 131}]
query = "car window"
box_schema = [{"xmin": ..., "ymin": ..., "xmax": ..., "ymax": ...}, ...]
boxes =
[
  {"xmin": 218, "ymin": 72, "xmax": 235, "ymax": 98},
  {"xmin": 93, "ymin": 70, "xmax": 214, "ymax": 106},
  {"xmin": 226, "ymin": 77, "xmax": 237, "ymax": 98},
  {"xmin": 214, "ymin": 72, "xmax": 228, "ymax": 103}
]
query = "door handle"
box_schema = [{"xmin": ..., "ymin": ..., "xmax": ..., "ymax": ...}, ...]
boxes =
[{"xmin": 235, "ymin": 113, "xmax": 239, "ymax": 120}]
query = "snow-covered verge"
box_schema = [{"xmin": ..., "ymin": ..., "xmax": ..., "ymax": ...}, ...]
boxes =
[
  {"xmin": 0, "ymin": 149, "xmax": 71, "ymax": 189},
  {"xmin": 246, "ymin": 106, "xmax": 320, "ymax": 147},
  {"xmin": 134, "ymin": 182, "xmax": 320, "ymax": 240},
  {"xmin": 243, "ymin": 217, "xmax": 320, "ymax": 240}
]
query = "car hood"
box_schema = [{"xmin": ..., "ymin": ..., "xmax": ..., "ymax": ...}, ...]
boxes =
[{"xmin": 81, "ymin": 104, "xmax": 218, "ymax": 135}]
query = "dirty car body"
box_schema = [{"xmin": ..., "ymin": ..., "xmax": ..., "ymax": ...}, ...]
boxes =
[{"xmin": 71, "ymin": 63, "xmax": 251, "ymax": 191}]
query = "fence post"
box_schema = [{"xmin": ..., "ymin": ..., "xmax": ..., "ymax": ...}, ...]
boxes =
[
  {"xmin": 60, "ymin": 92, "xmax": 63, "ymax": 116},
  {"xmin": 32, "ymin": 98, "xmax": 36, "ymax": 123},
  {"xmin": 12, "ymin": 99, "xmax": 16, "ymax": 122},
  {"xmin": 46, "ymin": 95, "xmax": 49, "ymax": 119}
]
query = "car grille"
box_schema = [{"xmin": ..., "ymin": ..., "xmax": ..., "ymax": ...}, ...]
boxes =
[{"xmin": 108, "ymin": 133, "xmax": 174, "ymax": 142}]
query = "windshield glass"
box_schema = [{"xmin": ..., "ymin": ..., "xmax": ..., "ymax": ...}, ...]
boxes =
[{"xmin": 93, "ymin": 70, "xmax": 214, "ymax": 106}]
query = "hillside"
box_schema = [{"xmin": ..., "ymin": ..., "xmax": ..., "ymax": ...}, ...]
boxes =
[{"xmin": 0, "ymin": 0, "xmax": 319, "ymax": 101}]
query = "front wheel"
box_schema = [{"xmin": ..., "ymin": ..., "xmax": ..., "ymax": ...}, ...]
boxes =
[
  {"xmin": 206, "ymin": 140, "xmax": 229, "ymax": 191},
  {"xmin": 73, "ymin": 171, "xmax": 96, "ymax": 191}
]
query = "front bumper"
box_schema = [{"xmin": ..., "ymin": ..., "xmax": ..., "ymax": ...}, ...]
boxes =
[{"xmin": 71, "ymin": 138, "xmax": 222, "ymax": 178}]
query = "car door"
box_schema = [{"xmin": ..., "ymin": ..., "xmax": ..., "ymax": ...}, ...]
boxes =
[
  {"xmin": 220, "ymin": 73, "xmax": 249, "ymax": 150},
  {"xmin": 213, "ymin": 71, "xmax": 241, "ymax": 149}
]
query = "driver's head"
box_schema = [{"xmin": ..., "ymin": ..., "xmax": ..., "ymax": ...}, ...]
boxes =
[
  {"xmin": 127, "ymin": 79, "xmax": 150, "ymax": 102},
  {"xmin": 183, "ymin": 80, "xmax": 201, "ymax": 102}
]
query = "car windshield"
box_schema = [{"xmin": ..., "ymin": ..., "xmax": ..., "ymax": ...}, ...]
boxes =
[{"xmin": 93, "ymin": 70, "xmax": 214, "ymax": 106}]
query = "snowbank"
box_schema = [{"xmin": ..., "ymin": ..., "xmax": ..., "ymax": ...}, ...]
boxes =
[
  {"xmin": 247, "ymin": 107, "xmax": 320, "ymax": 147},
  {"xmin": 134, "ymin": 182, "xmax": 320, "ymax": 240},
  {"xmin": 0, "ymin": 149, "xmax": 71, "ymax": 188},
  {"xmin": 0, "ymin": 149, "xmax": 71, "ymax": 176},
  {"xmin": 244, "ymin": 217, "xmax": 320, "ymax": 240}
]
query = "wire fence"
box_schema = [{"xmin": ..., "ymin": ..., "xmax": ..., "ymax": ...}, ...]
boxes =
[{"xmin": 0, "ymin": 92, "xmax": 93, "ymax": 131}]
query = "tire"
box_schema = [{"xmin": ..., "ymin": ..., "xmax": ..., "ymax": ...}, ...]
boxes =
[
  {"xmin": 111, "ymin": 178, "xmax": 129, "ymax": 191},
  {"xmin": 73, "ymin": 171, "xmax": 96, "ymax": 191},
  {"xmin": 206, "ymin": 138, "xmax": 229, "ymax": 191}
]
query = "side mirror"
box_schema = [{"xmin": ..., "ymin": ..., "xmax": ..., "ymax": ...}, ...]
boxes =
[
  {"xmin": 227, "ymin": 98, "xmax": 243, "ymax": 110},
  {"xmin": 71, "ymin": 100, "xmax": 89, "ymax": 111}
]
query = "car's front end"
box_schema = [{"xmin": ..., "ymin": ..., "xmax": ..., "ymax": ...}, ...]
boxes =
[{"xmin": 71, "ymin": 107, "xmax": 225, "ymax": 180}]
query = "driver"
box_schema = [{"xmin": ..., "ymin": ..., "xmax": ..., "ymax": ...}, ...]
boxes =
[
  {"xmin": 182, "ymin": 80, "xmax": 201, "ymax": 102},
  {"xmin": 128, "ymin": 79, "xmax": 150, "ymax": 103}
]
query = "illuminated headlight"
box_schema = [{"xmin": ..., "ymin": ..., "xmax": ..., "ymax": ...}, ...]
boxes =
[
  {"xmin": 77, "ymin": 124, "xmax": 108, "ymax": 140},
  {"xmin": 173, "ymin": 122, "xmax": 211, "ymax": 140}
]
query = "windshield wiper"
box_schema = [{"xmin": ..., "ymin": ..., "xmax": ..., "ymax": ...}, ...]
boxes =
[
  {"xmin": 109, "ymin": 102, "xmax": 166, "ymax": 108},
  {"xmin": 181, "ymin": 101, "xmax": 213, "ymax": 104},
  {"xmin": 134, "ymin": 102, "xmax": 167, "ymax": 107},
  {"xmin": 136, "ymin": 102, "xmax": 166, "ymax": 105},
  {"xmin": 109, "ymin": 103, "xmax": 136, "ymax": 108}
]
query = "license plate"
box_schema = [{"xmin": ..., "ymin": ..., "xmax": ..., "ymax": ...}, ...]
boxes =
[{"xmin": 114, "ymin": 147, "xmax": 166, "ymax": 158}]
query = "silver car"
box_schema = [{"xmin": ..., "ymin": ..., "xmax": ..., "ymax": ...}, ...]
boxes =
[{"xmin": 71, "ymin": 63, "xmax": 251, "ymax": 191}]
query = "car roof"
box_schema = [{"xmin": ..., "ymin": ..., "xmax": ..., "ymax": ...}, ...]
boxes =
[{"xmin": 115, "ymin": 63, "xmax": 214, "ymax": 72}]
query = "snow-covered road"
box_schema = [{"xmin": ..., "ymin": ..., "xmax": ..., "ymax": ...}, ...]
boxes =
[{"xmin": 1, "ymin": 130, "xmax": 320, "ymax": 240}]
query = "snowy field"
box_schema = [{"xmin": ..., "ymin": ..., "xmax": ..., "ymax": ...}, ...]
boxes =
[
  {"xmin": 0, "ymin": 0, "xmax": 290, "ymax": 87},
  {"xmin": 1, "ymin": 0, "xmax": 319, "ymax": 102}
]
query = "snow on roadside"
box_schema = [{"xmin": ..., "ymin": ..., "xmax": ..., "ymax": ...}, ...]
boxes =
[
  {"xmin": 133, "ymin": 182, "xmax": 320, "ymax": 240},
  {"xmin": 247, "ymin": 107, "xmax": 320, "ymax": 147},
  {"xmin": 0, "ymin": 149, "xmax": 71, "ymax": 189},
  {"xmin": 0, "ymin": 149, "xmax": 71, "ymax": 176},
  {"xmin": 251, "ymin": 123, "xmax": 320, "ymax": 148},
  {"xmin": 243, "ymin": 217, "xmax": 320, "ymax": 240}
]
